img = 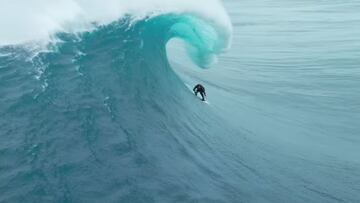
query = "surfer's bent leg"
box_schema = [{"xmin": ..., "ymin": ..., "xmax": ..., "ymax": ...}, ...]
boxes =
[{"xmin": 200, "ymin": 92, "xmax": 205, "ymax": 101}]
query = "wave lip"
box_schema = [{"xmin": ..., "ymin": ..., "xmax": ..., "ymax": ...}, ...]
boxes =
[
  {"xmin": 139, "ymin": 13, "xmax": 232, "ymax": 69},
  {"xmin": 167, "ymin": 14, "xmax": 231, "ymax": 68}
]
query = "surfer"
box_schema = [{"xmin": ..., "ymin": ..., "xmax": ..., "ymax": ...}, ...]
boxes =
[{"xmin": 193, "ymin": 84, "xmax": 206, "ymax": 101}]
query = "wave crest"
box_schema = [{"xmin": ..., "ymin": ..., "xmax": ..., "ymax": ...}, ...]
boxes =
[
  {"xmin": 139, "ymin": 14, "xmax": 232, "ymax": 68},
  {"xmin": 0, "ymin": 0, "xmax": 232, "ymax": 47}
]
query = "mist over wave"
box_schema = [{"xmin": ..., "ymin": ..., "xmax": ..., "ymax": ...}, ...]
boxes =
[{"xmin": 0, "ymin": 0, "xmax": 231, "ymax": 46}]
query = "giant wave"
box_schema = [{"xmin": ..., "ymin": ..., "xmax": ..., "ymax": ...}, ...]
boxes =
[
  {"xmin": 0, "ymin": 1, "xmax": 238, "ymax": 202},
  {"xmin": 1, "ymin": 0, "xmax": 360, "ymax": 202}
]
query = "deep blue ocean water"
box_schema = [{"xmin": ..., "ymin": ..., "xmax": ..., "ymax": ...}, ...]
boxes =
[{"xmin": 0, "ymin": 0, "xmax": 359, "ymax": 202}]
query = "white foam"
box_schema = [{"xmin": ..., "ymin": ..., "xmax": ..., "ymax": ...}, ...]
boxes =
[{"xmin": 0, "ymin": 0, "xmax": 232, "ymax": 46}]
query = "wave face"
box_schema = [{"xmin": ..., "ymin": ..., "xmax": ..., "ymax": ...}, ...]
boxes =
[{"xmin": 0, "ymin": 11, "xmax": 236, "ymax": 202}]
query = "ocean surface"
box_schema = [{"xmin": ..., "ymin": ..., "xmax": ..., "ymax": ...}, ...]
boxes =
[{"xmin": 0, "ymin": 0, "xmax": 359, "ymax": 202}]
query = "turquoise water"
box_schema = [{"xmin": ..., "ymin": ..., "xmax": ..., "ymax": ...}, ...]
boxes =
[
  {"xmin": 171, "ymin": 0, "xmax": 360, "ymax": 201},
  {"xmin": 1, "ymin": 0, "xmax": 360, "ymax": 202}
]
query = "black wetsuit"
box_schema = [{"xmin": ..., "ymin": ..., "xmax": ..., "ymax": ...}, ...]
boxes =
[{"xmin": 193, "ymin": 84, "xmax": 206, "ymax": 101}]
